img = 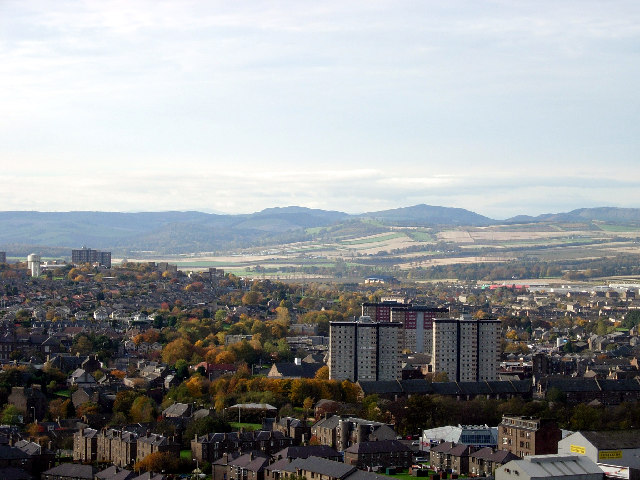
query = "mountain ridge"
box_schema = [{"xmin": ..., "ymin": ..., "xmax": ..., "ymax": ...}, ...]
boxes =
[{"xmin": 0, "ymin": 205, "xmax": 638, "ymax": 254}]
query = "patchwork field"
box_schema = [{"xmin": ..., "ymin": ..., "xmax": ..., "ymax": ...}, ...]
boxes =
[{"xmin": 121, "ymin": 221, "xmax": 640, "ymax": 279}]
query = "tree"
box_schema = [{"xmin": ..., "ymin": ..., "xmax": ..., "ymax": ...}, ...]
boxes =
[
  {"xmin": 315, "ymin": 366, "xmax": 329, "ymax": 380},
  {"xmin": 113, "ymin": 390, "xmax": 140, "ymax": 419},
  {"xmin": 130, "ymin": 396, "xmax": 157, "ymax": 423},
  {"xmin": 1, "ymin": 404, "xmax": 21, "ymax": 424},
  {"xmin": 303, "ymin": 397, "xmax": 314, "ymax": 417},
  {"xmin": 242, "ymin": 291, "xmax": 262, "ymax": 305},
  {"xmin": 49, "ymin": 398, "xmax": 74, "ymax": 419},
  {"xmin": 623, "ymin": 310, "xmax": 640, "ymax": 329},
  {"xmin": 161, "ymin": 338, "xmax": 194, "ymax": 365},
  {"xmin": 134, "ymin": 451, "xmax": 180, "ymax": 473},
  {"xmin": 76, "ymin": 402, "xmax": 99, "ymax": 417},
  {"xmin": 72, "ymin": 335, "xmax": 93, "ymax": 355}
]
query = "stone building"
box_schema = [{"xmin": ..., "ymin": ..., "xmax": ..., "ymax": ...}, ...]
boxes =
[{"xmin": 499, "ymin": 415, "xmax": 561, "ymax": 457}]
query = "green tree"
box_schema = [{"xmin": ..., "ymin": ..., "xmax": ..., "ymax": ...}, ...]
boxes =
[
  {"xmin": 1, "ymin": 404, "xmax": 22, "ymax": 424},
  {"xmin": 130, "ymin": 396, "xmax": 157, "ymax": 423}
]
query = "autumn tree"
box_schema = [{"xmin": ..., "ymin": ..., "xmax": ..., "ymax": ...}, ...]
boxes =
[
  {"xmin": 161, "ymin": 338, "xmax": 194, "ymax": 365},
  {"xmin": 134, "ymin": 451, "xmax": 180, "ymax": 473},
  {"xmin": 130, "ymin": 396, "xmax": 157, "ymax": 423}
]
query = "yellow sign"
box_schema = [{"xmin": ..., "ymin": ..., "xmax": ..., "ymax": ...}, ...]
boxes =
[
  {"xmin": 570, "ymin": 445, "xmax": 586, "ymax": 454},
  {"xmin": 599, "ymin": 450, "xmax": 623, "ymax": 460}
]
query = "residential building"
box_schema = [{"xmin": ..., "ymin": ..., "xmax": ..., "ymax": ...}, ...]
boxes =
[
  {"xmin": 499, "ymin": 416, "xmax": 561, "ymax": 457},
  {"xmin": 362, "ymin": 302, "xmax": 449, "ymax": 354},
  {"xmin": 42, "ymin": 463, "xmax": 97, "ymax": 480},
  {"xmin": 429, "ymin": 442, "xmax": 474, "ymax": 474},
  {"xmin": 71, "ymin": 247, "xmax": 111, "ymax": 268},
  {"xmin": 73, "ymin": 428, "xmax": 99, "ymax": 462},
  {"xmin": 390, "ymin": 305, "xmax": 449, "ymax": 354},
  {"xmin": 431, "ymin": 315, "xmax": 500, "ymax": 382},
  {"xmin": 227, "ymin": 452, "xmax": 270, "ymax": 480},
  {"xmin": 267, "ymin": 360, "xmax": 322, "ymax": 379},
  {"xmin": 495, "ymin": 455, "xmax": 603, "ymax": 480},
  {"xmin": 268, "ymin": 456, "xmax": 354, "ymax": 480},
  {"xmin": 136, "ymin": 432, "xmax": 180, "ymax": 461},
  {"xmin": 329, "ymin": 316, "xmax": 402, "ymax": 382},
  {"xmin": 344, "ymin": 439, "xmax": 413, "ymax": 469},
  {"xmin": 0, "ymin": 252, "xmax": 6, "ymax": 263},
  {"xmin": 469, "ymin": 448, "xmax": 520, "ymax": 477},
  {"xmin": 7, "ymin": 386, "xmax": 47, "ymax": 422},
  {"xmin": 272, "ymin": 417, "xmax": 312, "ymax": 445},
  {"xmin": 271, "ymin": 445, "xmax": 342, "ymax": 462},
  {"xmin": 191, "ymin": 431, "xmax": 294, "ymax": 464},
  {"xmin": 310, "ymin": 415, "xmax": 396, "ymax": 452}
]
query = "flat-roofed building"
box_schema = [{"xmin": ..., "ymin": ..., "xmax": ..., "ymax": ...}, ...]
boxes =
[
  {"xmin": 432, "ymin": 315, "xmax": 500, "ymax": 382},
  {"xmin": 72, "ymin": 247, "xmax": 111, "ymax": 268},
  {"xmin": 499, "ymin": 415, "xmax": 561, "ymax": 457},
  {"xmin": 329, "ymin": 316, "xmax": 402, "ymax": 382}
]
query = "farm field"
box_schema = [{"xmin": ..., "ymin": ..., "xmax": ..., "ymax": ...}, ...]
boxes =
[{"xmin": 119, "ymin": 220, "xmax": 640, "ymax": 280}]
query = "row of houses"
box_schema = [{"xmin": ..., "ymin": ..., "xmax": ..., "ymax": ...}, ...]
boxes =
[{"xmin": 73, "ymin": 428, "xmax": 180, "ymax": 467}]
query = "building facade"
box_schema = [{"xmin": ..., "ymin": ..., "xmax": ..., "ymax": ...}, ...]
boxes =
[
  {"xmin": 329, "ymin": 316, "xmax": 402, "ymax": 382},
  {"xmin": 362, "ymin": 302, "xmax": 449, "ymax": 354},
  {"xmin": 72, "ymin": 247, "xmax": 112, "ymax": 268},
  {"xmin": 499, "ymin": 416, "xmax": 561, "ymax": 457},
  {"xmin": 431, "ymin": 316, "xmax": 500, "ymax": 382}
]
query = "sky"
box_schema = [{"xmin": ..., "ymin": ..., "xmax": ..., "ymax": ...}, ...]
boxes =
[{"xmin": 1, "ymin": 0, "xmax": 639, "ymax": 219}]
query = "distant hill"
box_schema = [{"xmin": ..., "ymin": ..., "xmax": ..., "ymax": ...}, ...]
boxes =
[
  {"xmin": 361, "ymin": 204, "xmax": 494, "ymax": 226},
  {"xmin": 506, "ymin": 207, "xmax": 640, "ymax": 224},
  {"xmin": 1, "ymin": 205, "xmax": 639, "ymax": 254}
]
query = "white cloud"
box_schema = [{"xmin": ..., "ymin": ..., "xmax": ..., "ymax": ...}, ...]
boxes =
[{"xmin": 1, "ymin": 0, "xmax": 639, "ymax": 217}]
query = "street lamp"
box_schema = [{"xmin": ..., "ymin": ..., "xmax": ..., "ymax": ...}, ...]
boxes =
[{"xmin": 192, "ymin": 458, "xmax": 201, "ymax": 480}]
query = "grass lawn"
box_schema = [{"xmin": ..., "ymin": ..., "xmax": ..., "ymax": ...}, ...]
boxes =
[
  {"xmin": 381, "ymin": 468, "xmax": 466, "ymax": 480},
  {"xmin": 180, "ymin": 449, "xmax": 192, "ymax": 460},
  {"xmin": 229, "ymin": 422, "xmax": 262, "ymax": 431},
  {"xmin": 54, "ymin": 390, "xmax": 71, "ymax": 397}
]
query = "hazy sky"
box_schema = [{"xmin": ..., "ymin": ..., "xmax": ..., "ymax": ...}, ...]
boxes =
[{"xmin": 2, "ymin": 1, "xmax": 639, "ymax": 219}]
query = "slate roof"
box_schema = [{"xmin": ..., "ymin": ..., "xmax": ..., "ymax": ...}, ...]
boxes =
[
  {"xmin": 131, "ymin": 473, "xmax": 166, "ymax": 480},
  {"xmin": 96, "ymin": 466, "xmax": 135, "ymax": 480},
  {"xmin": 0, "ymin": 445, "xmax": 30, "ymax": 461},
  {"xmin": 138, "ymin": 433, "xmax": 174, "ymax": 447},
  {"xmin": 274, "ymin": 445, "xmax": 341, "ymax": 460},
  {"xmin": 0, "ymin": 467, "xmax": 31, "ymax": 480},
  {"xmin": 162, "ymin": 402, "xmax": 191, "ymax": 417},
  {"xmin": 43, "ymin": 463, "xmax": 97, "ymax": 479},
  {"xmin": 347, "ymin": 470, "xmax": 390, "ymax": 480},
  {"xmin": 430, "ymin": 441, "xmax": 456, "ymax": 453},
  {"xmin": 345, "ymin": 440, "xmax": 411, "ymax": 454},
  {"xmin": 270, "ymin": 363, "xmax": 321, "ymax": 378},
  {"xmin": 229, "ymin": 452, "xmax": 270, "ymax": 472},
  {"xmin": 14, "ymin": 439, "xmax": 53, "ymax": 456},
  {"xmin": 282, "ymin": 456, "xmax": 357, "ymax": 479},
  {"xmin": 579, "ymin": 430, "xmax": 640, "ymax": 450}
]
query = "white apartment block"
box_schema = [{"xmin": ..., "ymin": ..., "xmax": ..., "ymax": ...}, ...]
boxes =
[
  {"xmin": 329, "ymin": 316, "xmax": 402, "ymax": 382},
  {"xmin": 432, "ymin": 316, "xmax": 500, "ymax": 382}
]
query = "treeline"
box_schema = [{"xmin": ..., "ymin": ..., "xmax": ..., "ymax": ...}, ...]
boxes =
[
  {"xmin": 408, "ymin": 255, "xmax": 640, "ymax": 281},
  {"xmin": 372, "ymin": 394, "xmax": 640, "ymax": 435}
]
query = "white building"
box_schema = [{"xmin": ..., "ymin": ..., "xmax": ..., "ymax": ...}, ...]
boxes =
[
  {"xmin": 27, "ymin": 253, "xmax": 41, "ymax": 277},
  {"xmin": 495, "ymin": 455, "xmax": 603, "ymax": 480},
  {"xmin": 422, "ymin": 424, "xmax": 498, "ymax": 449},
  {"xmin": 559, "ymin": 431, "xmax": 640, "ymax": 470}
]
